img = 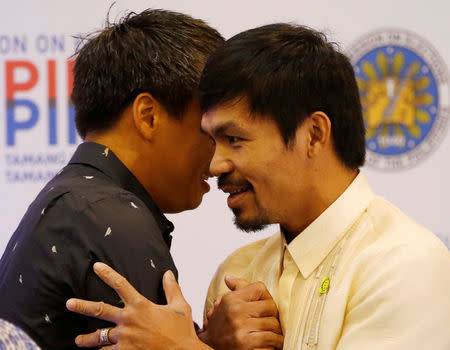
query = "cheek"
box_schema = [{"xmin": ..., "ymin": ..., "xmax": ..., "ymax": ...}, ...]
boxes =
[
  {"xmin": 247, "ymin": 164, "xmax": 285, "ymax": 202},
  {"xmin": 242, "ymin": 160, "xmax": 272, "ymax": 186},
  {"xmin": 192, "ymin": 144, "xmax": 214, "ymax": 175},
  {"xmin": 253, "ymin": 181, "xmax": 275, "ymax": 207}
]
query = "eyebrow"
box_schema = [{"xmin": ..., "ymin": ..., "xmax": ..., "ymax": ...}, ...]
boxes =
[
  {"xmin": 199, "ymin": 125, "xmax": 216, "ymax": 145},
  {"xmin": 210, "ymin": 121, "xmax": 245, "ymax": 137}
]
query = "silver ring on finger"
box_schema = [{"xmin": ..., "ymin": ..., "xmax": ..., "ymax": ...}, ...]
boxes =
[{"xmin": 99, "ymin": 327, "xmax": 112, "ymax": 345}]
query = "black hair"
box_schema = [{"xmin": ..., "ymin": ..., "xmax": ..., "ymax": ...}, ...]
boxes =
[
  {"xmin": 72, "ymin": 9, "xmax": 224, "ymax": 138},
  {"xmin": 199, "ymin": 23, "xmax": 365, "ymax": 169}
]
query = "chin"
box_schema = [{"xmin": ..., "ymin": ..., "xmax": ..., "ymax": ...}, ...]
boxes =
[
  {"xmin": 232, "ymin": 209, "xmax": 269, "ymax": 232},
  {"xmin": 165, "ymin": 198, "xmax": 202, "ymax": 213},
  {"xmin": 184, "ymin": 194, "xmax": 205, "ymax": 211}
]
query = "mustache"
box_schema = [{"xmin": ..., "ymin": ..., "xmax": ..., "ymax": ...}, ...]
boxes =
[{"xmin": 217, "ymin": 174, "xmax": 252, "ymax": 189}]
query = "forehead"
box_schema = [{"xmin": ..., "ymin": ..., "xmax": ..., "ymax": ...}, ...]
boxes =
[{"xmin": 201, "ymin": 97, "xmax": 253, "ymax": 133}]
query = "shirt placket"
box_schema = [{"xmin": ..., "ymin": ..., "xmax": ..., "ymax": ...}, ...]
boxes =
[{"xmin": 278, "ymin": 247, "xmax": 299, "ymax": 332}]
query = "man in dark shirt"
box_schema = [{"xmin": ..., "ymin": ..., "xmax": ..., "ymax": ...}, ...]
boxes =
[{"xmin": 0, "ymin": 9, "xmax": 223, "ymax": 349}]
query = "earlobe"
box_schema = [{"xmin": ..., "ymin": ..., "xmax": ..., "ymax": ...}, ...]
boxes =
[
  {"xmin": 307, "ymin": 112, "xmax": 331, "ymax": 158},
  {"xmin": 132, "ymin": 93, "xmax": 159, "ymax": 141}
]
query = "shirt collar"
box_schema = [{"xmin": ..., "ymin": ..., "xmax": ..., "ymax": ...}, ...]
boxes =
[
  {"xmin": 285, "ymin": 172, "xmax": 374, "ymax": 279},
  {"xmin": 68, "ymin": 142, "xmax": 174, "ymax": 247}
]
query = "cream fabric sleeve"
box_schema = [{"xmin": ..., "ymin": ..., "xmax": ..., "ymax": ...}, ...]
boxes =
[
  {"xmin": 336, "ymin": 243, "xmax": 450, "ymax": 350},
  {"xmin": 203, "ymin": 260, "xmax": 226, "ymax": 324},
  {"xmin": 202, "ymin": 237, "xmax": 271, "ymax": 324}
]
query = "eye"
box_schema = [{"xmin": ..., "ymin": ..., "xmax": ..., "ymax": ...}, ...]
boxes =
[{"xmin": 227, "ymin": 136, "xmax": 242, "ymax": 145}]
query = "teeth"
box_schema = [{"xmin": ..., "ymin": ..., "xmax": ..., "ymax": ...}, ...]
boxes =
[{"xmin": 220, "ymin": 185, "xmax": 251, "ymax": 194}]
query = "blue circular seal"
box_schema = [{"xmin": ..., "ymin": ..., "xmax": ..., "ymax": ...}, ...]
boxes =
[{"xmin": 347, "ymin": 29, "xmax": 449, "ymax": 170}]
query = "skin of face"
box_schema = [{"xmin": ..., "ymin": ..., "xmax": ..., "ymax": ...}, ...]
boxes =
[
  {"xmin": 88, "ymin": 95, "xmax": 214, "ymax": 214},
  {"xmin": 201, "ymin": 97, "xmax": 318, "ymax": 233},
  {"xmin": 150, "ymin": 98, "xmax": 215, "ymax": 213}
]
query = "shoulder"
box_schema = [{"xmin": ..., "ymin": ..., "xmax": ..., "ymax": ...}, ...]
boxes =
[
  {"xmin": 46, "ymin": 166, "xmax": 138, "ymax": 208},
  {"xmin": 336, "ymin": 205, "xmax": 450, "ymax": 347},
  {"xmin": 21, "ymin": 181, "xmax": 172, "ymax": 299},
  {"xmin": 343, "ymin": 197, "xmax": 450, "ymax": 307},
  {"xmin": 15, "ymin": 178, "xmax": 164, "ymax": 260},
  {"xmin": 361, "ymin": 195, "xmax": 447, "ymax": 256},
  {"xmin": 334, "ymin": 196, "xmax": 450, "ymax": 306},
  {"xmin": 51, "ymin": 191, "xmax": 163, "ymax": 247},
  {"xmin": 36, "ymin": 168, "xmax": 162, "ymax": 235}
]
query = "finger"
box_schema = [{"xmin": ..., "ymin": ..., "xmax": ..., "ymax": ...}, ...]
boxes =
[
  {"xmin": 249, "ymin": 331, "xmax": 284, "ymax": 349},
  {"xmin": 93, "ymin": 262, "xmax": 141, "ymax": 304},
  {"xmin": 162, "ymin": 270, "xmax": 189, "ymax": 311},
  {"xmin": 197, "ymin": 329, "xmax": 208, "ymax": 344},
  {"xmin": 75, "ymin": 327, "xmax": 118, "ymax": 348},
  {"xmin": 232, "ymin": 281, "xmax": 273, "ymax": 301},
  {"xmin": 106, "ymin": 326, "xmax": 119, "ymax": 344},
  {"xmin": 206, "ymin": 293, "xmax": 223, "ymax": 319},
  {"xmin": 75, "ymin": 330, "xmax": 99, "ymax": 348},
  {"xmin": 247, "ymin": 317, "xmax": 283, "ymax": 334},
  {"xmin": 213, "ymin": 294, "xmax": 224, "ymax": 308},
  {"xmin": 100, "ymin": 341, "xmax": 119, "ymax": 350},
  {"xmin": 66, "ymin": 299, "xmax": 121, "ymax": 323},
  {"xmin": 224, "ymin": 275, "xmax": 250, "ymax": 291},
  {"xmin": 247, "ymin": 300, "xmax": 279, "ymax": 318},
  {"xmin": 202, "ymin": 318, "xmax": 209, "ymax": 330}
]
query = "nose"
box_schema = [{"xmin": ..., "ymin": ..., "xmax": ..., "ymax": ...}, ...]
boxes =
[{"xmin": 209, "ymin": 147, "xmax": 233, "ymax": 177}]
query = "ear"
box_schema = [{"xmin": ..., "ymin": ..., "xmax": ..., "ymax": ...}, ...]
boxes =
[
  {"xmin": 306, "ymin": 111, "xmax": 332, "ymax": 158},
  {"xmin": 132, "ymin": 93, "xmax": 163, "ymax": 141}
]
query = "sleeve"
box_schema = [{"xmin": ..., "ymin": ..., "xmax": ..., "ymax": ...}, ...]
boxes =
[
  {"xmin": 203, "ymin": 265, "xmax": 223, "ymax": 324},
  {"xmin": 202, "ymin": 239, "xmax": 267, "ymax": 324},
  {"xmin": 336, "ymin": 244, "xmax": 450, "ymax": 350}
]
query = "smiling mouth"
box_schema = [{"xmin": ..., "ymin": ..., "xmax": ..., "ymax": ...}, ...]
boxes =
[{"xmin": 220, "ymin": 184, "xmax": 253, "ymax": 197}]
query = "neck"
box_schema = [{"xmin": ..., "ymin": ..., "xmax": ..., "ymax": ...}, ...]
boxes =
[
  {"xmin": 281, "ymin": 167, "xmax": 358, "ymax": 239},
  {"xmin": 86, "ymin": 132, "xmax": 138, "ymax": 167},
  {"xmin": 85, "ymin": 132, "xmax": 154, "ymax": 195}
]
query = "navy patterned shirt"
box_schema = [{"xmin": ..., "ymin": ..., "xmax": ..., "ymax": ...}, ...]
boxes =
[{"xmin": 0, "ymin": 142, "xmax": 177, "ymax": 349}]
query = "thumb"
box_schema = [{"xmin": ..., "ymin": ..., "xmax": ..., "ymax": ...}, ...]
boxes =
[
  {"xmin": 225, "ymin": 275, "xmax": 250, "ymax": 291},
  {"xmin": 163, "ymin": 270, "xmax": 187, "ymax": 308}
]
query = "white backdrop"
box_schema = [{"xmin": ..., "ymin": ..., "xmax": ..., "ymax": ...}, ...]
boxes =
[{"xmin": 1, "ymin": 0, "xmax": 449, "ymax": 324}]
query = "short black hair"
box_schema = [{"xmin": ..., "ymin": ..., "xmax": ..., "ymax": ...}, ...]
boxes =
[
  {"xmin": 72, "ymin": 9, "xmax": 224, "ymax": 139},
  {"xmin": 199, "ymin": 23, "xmax": 365, "ymax": 169}
]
